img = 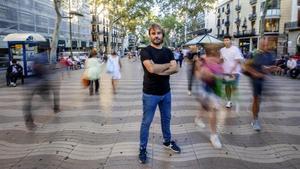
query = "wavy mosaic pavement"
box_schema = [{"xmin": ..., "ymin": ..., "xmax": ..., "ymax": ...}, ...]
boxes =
[{"xmin": 0, "ymin": 60, "xmax": 299, "ymax": 169}]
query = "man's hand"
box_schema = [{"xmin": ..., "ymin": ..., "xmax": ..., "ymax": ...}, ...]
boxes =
[
  {"xmin": 143, "ymin": 60, "xmax": 170, "ymax": 74},
  {"xmin": 242, "ymin": 62, "xmax": 265, "ymax": 79},
  {"xmin": 263, "ymin": 65, "xmax": 282, "ymax": 73},
  {"xmin": 158, "ymin": 60, "xmax": 178, "ymax": 75}
]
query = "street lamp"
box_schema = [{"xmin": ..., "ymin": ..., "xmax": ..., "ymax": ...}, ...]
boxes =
[
  {"xmin": 68, "ymin": 11, "xmax": 83, "ymax": 57},
  {"xmin": 63, "ymin": 0, "xmax": 84, "ymax": 58},
  {"xmin": 242, "ymin": 18, "xmax": 247, "ymax": 35}
]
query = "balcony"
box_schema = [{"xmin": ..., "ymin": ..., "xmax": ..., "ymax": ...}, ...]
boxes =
[
  {"xmin": 265, "ymin": 9, "xmax": 280, "ymax": 19},
  {"xmin": 264, "ymin": 26, "xmax": 279, "ymax": 35},
  {"xmin": 233, "ymin": 29, "xmax": 256, "ymax": 38},
  {"xmin": 285, "ymin": 21, "xmax": 300, "ymax": 30},
  {"xmin": 225, "ymin": 21, "xmax": 230, "ymax": 27},
  {"xmin": 235, "ymin": 18, "xmax": 241, "ymax": 25},
  {"xmin": 218, "ymin": 33, "xmax": 224, "ymax": 38},
  {"xmin": 225, "ymin": 9, "xmax": 230, "ymax": 15},
  {"xmin": 248, "ymin": 13, "xmax": 257, "ymax": 22},
  {"xmin": 249, "ymin": 0, "xmax": 257, "ymax": 5},
  {"xmin": 217, "ymin": 12, "xmax": 221, "ymax": 18},
  {"xmin": 235, "ymin": 5, "xmax": 241, "ymax": 12}
]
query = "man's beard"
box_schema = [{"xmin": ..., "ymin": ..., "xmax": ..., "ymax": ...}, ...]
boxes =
[{"xmin": 151, "ymin": 38, "xmax": 163, "ymax": 45}]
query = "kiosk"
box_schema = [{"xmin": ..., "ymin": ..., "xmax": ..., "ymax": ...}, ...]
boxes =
[{"xmin": 3, "ymin": 33, "xmax": 47, "ymax": 76}]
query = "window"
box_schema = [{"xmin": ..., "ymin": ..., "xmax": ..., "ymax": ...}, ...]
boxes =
[
  {"xmin": 21, "ymin": 0, "xmax": 33, "ymax": 10},
  {"xmin": 4, "ymin": 0, "xmax": 18, "ymax": 6},
  {"xmin": 298, "ymin": 0, "xmax": 300, "ymax": 6},
  {"xmin": 49, "ymin": 18, "xmax": 55, "ymax": 28},
  {"xmin": 0, "ymin": 6, "xmax": 17, "ymax": 21},
  {"xmin": 260, "ymin": 2, "xmax": 265, "ymax": 11},
  {"xmin": 0, "ymin": 48, "xmax": 9, "ymax": 70},
  {"xmin": 222, "ymin": 7, "xmax": 224, "ymax": 12},
  {"xmin": 36, "ymin": 15, "xmax": 48, "ymax": 27},
  {"xmin": 0, "ymin": 20, "xmax": 17, "ymax": 29},
  {"xmin": 265, "ymin": 18, "xmax": 279, "ymax": 32},
  {"xmin": 227, "ymin": 4, "xmax": 230, "ymax": 9},
  {"xmin": 222, "ymin": 19, "xmax": 224, "ymax": 24},
  {"xmin": 18, "ymin": 11, "xmax": 34, "ymax": 25},
  {"xmin": 252, "ymin": 6, "xmax": 256, "ymax": 14},
  {"xmin": 267, "ymin": 0, "xmax": 280, "ymax": 9}
]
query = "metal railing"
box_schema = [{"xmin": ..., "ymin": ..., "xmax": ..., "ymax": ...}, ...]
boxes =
[
  {"xmin": 235, "ymin": 5, "xmax": 241, "ymax": 11},
  {"xmin": 285, "ymin": 21, "xmax": 300, "ymax": 30},
  {"xmin": 250, "ymin": 0, "xmax": 257, "ymax": 5},
  {"xmin": 233, "ymin": 29, "xmax": 256, "ymax": 37},
  {"xmin": 248, "ymin": 13, "xmax": 257, "ymax": 21},
  {"xmin": 225, "ymin": 9, "xmax": 230, "ymax": 15}
]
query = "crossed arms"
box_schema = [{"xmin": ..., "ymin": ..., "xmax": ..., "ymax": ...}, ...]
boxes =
[{"xmin": 142, "ymin": 60, "xmax": 178, "ymax": 76}]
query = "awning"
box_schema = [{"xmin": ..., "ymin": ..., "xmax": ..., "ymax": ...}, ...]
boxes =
[
  {"xmin": 58, "ymin": 40, "xmax": 66, "ymax": 47},
  {"xmin": 185, "ymin": 34, "xmax": 222, "ymax": 46},
  {"xmin": 3, "ymin": 33, "xmax": 46, "ymax": 42}
]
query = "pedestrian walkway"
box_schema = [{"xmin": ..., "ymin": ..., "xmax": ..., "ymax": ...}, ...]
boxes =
[{"xmin": 0, "ymin": 59, "xmax": 299, "ymax": 169}]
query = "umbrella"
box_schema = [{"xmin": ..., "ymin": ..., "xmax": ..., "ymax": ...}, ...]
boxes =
[
  {"xmin": 138, "ymin": 44, "xmax": 147, "ymax": 48},
  {"xmin": 185, "ymin": 34, "xmax": 222, "ymax": 46}
]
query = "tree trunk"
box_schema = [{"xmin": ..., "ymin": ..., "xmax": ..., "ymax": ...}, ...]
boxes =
[
  {"xmin": 107, "ymin": 22, "xmax": 113, "ymax": 54},
  {"xmin": 50, "ymin": 0, "xmax": 62, "ymax": 64}
]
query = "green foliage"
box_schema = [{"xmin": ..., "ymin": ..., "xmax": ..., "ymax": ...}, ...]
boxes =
[
  {"xmin": 91, "ymin": 0, "xmax": 154, "ymax": 33},
  {"xmin": 156, "ymin": 0, "xmax": 216, "ymax": 18},
  {"xmin": 89, "ymin": 0, "xmax": 217, "ymax": 46}
]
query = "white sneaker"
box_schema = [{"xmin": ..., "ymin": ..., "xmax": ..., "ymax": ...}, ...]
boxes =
[
  {"xmin": 210, "ymin": 134, "xmax": 222, "ymax": 149},
  {"xmin": 194, "ymin": 117, "xmax": 206, "ymax": 128},
  {"xmin": 251, "ymin": 119, "xmax": 261, "ymax": 131},
  {"xmin": 187, "ymin": 90, "xmax": 191, "ymax": 96},
  {"xmin": 225, "ymin": 101, "xmax": 232, "ymax": 108}
]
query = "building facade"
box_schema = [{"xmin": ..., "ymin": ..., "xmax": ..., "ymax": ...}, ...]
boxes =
[
  {"xmin": 216, "ymin": 0, "xmax": 232, "ymax": 38},
  {"xmin": 0, "ymin": 0, "xmax": 92, "ymax": 70},
  {"xmin": 91, "ymin": 4, "xmax": 124, "ymax": 54},
  {"xmin": 284, "ymin": 0, "xmax": 300, "ymax": 55},
  {"xmin": 215, "ymin": 0, "xmax": 296, "ymax": 57}
]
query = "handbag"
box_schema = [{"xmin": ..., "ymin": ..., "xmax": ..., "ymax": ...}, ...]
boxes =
[
  {"xmin": 80, "ymin": 70, "xmax": 90, "ymax": 88},
  {"xmin": 106, "ymin": 58, "xmax": 114, "ymax": 74}
]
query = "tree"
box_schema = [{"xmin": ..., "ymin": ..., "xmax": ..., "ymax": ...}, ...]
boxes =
[
  {"xmin": 155, "ymin": 14, "xmax": 184, "ymax": 47},
  {"xmin": 50, "ymin": 0, "xmax": 64, "ymax": 64},
  {"xmin": 91, "ymin": 0, "xmax": 154, "ymax": 53},
  {"xmin": 156, "ymin": 0, "xmax": 217, "ymax": 42}
]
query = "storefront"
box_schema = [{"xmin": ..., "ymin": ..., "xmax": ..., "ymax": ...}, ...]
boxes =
[
  {"xmin": 3, "ymin": 33, "xmax": 47, "ymax": 76},
  {"xmin": 238, "ymin": 37, "xmax": 258, "ymax": 56}
]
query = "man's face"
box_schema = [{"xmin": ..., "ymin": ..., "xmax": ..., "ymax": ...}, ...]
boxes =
[
  {"xmin": 149, "ymin": 28, "xmax": 163, "ymax": 45},
  {"xmin": 223, "ymin": 38, "xmax": 231, "ymax": 48},
  {"xmin": 259, "ymin": 38, "xmax": 269, "ymax": 51}
]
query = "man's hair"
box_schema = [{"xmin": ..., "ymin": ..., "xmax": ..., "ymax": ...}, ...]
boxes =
[
  {"xmin": 12, "ymin": 59, "xmax": 17, "ymax": 64},
  {"xmin": 203, "ymin": 43, "xmax": 223, "ymax": 57},
  {"xmin": 90, "ymin": 48, "xmax": 97, "ymax": 57},
  {"xmin": 223, "ymin": 35, "xmax": 232, "ymax": 40},
  {"xmin": 148, "ymin": 23, "xmax": 165, "ymax": 37}
]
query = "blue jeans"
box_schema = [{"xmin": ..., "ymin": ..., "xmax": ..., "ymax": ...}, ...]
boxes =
[{"xmin": 140, "ymin": 92, "xmax": 172, "ymax": 149}]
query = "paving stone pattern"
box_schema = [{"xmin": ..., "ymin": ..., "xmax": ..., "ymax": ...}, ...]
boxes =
[{"xmin": 0, "ymin": 59, "xmax": 299, "ymax": 169}]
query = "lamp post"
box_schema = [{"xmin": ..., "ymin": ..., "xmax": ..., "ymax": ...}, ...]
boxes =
[
  {"xmin": 242, "ymin": 18, "xmax": 247, "ymax": 35},
  {"xmin": 65, "ymin": 0, "xmax": 83, "ymax": 58}
]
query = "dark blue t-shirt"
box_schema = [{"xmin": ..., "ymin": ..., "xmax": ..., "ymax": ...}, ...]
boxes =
[
  {"xmin": 251, "ymin": 50, "xmax": 275, "ymax": 74},
  {"xmin": 140, "ymin": 45, "xmax": 174, "ymax": 95}
]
